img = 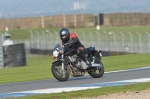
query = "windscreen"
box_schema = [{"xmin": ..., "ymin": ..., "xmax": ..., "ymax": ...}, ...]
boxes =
[{"xmin": 53, "ymin": 43, "xmax": 61, "ymax": 52}]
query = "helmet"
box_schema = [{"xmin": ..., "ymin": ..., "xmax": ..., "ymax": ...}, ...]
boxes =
[{"xmin": 59, "ymin": 28, "xmax": 70, "ymax": 42}]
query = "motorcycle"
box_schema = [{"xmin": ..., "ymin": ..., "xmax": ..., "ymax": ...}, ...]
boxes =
[{"xmin": 51, "ymin": 43, "xmax": 104, "ymax": 81}]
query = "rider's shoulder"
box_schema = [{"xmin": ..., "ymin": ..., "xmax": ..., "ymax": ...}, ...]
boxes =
[
  {"xmin": 70, "ymin": 32, "xmax": 77, "ymax": 37},
  {"xmin": 70, "ymin": 32, "xmax": 75, "ymax": 34}
]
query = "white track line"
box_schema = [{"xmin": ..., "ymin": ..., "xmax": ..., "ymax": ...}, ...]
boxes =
[
  {"xmin": 0, "ymin": 66, "xmax": 150, "ymax": 98},
  {"xmin": 105, "ymin": 66, "xmax": 150, "ymax": 74}
]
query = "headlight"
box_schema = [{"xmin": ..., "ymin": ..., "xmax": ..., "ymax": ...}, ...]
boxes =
[
  {"xmin": 53, "ymin": 50, "xmax": 59, "ymax": 57},
  {"xmin": 100, "ymin": 53, "xmax": 102, "ymax": 56}
]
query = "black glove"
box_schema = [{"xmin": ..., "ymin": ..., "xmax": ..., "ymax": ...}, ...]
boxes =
[
  {"xmin": 63, "ymin": 43, "xmax": 70, "ymax": 48},
  {"xmin": 68, "ymin": 39, "xmax": 74, "ymax": 47}
]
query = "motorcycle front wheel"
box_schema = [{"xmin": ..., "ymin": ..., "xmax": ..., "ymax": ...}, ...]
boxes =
[{"xmin": 51, "ymin": 63, "xmax": 69, "ymax": 82}]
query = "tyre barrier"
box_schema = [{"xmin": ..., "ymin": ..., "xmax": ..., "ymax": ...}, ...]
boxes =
[{"xmin": 3, "ymin": 43, "xmax": 27, "ymax": 68}]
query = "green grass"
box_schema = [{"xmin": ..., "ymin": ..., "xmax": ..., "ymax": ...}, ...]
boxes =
[
  {"xmin": 102, "ymin": 53, "xmax": 150, "ymax": 71},
  {"xmin": 0, "ymin": 53, "xmax": 150, "ymax": 84},
  {"xmin": 0, "ymin": 28, "xmax": 62, "ymax": 40},
  {"xmin": 10, "ymin": 82, "xmax": 150, "ymax": 99},
  {"xmin": 0, "ymin": 55, "xmax": 53, "ymax": 84},
  {"xmin": 0, "ymin": 26, "xmax": 150, "ymax": 41}
]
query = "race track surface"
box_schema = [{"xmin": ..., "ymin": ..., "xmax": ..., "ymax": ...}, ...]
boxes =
[{"xmin": 0, "ymin": 67, "xmax": 150, "ymax": 94}]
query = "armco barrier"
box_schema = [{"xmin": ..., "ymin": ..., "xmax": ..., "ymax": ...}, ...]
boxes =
[
  {"xmin": 30, "ymin": 49, "xmax": 52, "ymax": 55},
  {"xmin": 0, "ymin": 46, "xmax": 4, "ymax": 68},
  {"xmin": 29, "ymin": 48, "xmax": 131, "ymax": 57}
]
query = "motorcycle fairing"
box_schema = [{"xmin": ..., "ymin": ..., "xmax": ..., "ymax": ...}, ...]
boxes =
[{"xmin": 85, "ymin": 46, "xmax": 95, "ymax": 55}]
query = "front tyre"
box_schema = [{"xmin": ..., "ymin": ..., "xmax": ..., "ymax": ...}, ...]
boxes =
[{"xmin": 51, "ymin": 63, "xmax": 69, "ymax": 82}]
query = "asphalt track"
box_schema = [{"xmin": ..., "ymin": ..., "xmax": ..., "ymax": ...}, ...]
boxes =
[{"xmin": 0, "ymin": 66, "xmax": 150, "ymax": 98}]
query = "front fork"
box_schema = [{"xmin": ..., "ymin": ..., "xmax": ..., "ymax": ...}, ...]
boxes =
[{"xmin": 61, "ymin": 51, "xmax": 65, "ymax": 75}]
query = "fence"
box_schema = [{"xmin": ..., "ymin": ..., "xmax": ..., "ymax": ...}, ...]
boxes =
[
  {"xmin": 98, "ymin": 13, "xmax": 150, "ymax": 26},
  {"xmin": 0, "ymin": 14, "xmax": 94, "ymax": 30},
  {"xmin": 0, "ymin": 13, "xmax": 150, "ymax": 30},
  {"xmin": 1, "ymin": 30, "xmax": 149, "ymax": 54}
]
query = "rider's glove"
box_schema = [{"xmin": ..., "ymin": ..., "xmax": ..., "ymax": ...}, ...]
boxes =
[
  {"xmin": 63, "ymin": 43, "xmax": 69, "ymax": 48},
  {"xmin": 68, "ymin": 39, "xmax": 74, "ymax": 47}
]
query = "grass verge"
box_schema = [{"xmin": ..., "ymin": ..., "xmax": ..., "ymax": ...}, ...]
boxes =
[
  {"xmin": 0, "ymin": 26, "xmax": 150, "ymax": 40},
  {"xmin": 0, "ymin": 53, "xmax": 150, "ymax": 84},
  {"xmin": 10, "ymin": 82, "xmax": 150, "ymax": 99}
]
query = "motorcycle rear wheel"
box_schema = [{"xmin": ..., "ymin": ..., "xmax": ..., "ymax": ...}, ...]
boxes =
[
  {"xmin": 88, "ymin": 58, "xmax": 104, "ymax": 78},
  {"xmin": 51, "ymin": 64, "xmax": 69, "ymax": 82}
]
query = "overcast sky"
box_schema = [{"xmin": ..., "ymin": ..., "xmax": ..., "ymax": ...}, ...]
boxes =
[{"xmin": 0, "ymin": 0, "xmax": 149, "ymax": 18}]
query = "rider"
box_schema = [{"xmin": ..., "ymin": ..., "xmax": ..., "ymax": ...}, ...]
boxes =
[{"xmin": 59, "ymin": 28, "xmax": 90, "ymax": 66}]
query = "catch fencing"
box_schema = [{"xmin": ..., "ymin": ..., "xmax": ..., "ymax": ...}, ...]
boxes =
[{"xmin": 1, "ymin": 31, "xmax": 150, "ymax": 54}]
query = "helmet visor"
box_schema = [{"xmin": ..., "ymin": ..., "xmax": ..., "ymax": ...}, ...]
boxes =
[{"xmin": 61, "ymin": 35, "xmax": 67, "ymax": 39}]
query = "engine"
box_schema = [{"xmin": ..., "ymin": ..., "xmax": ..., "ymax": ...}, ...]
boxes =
[
  {"xmin": 68, "ymin": 54, "xmax": 78, "ymax": 64},
  {"xmin": 68, "ymin": 55, "xmax": 88, "ymax": 69}
]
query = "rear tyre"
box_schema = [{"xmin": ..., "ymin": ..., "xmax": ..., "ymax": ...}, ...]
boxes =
[
  {"xmin": 51, "ymin": 63, "xmax": 69, "ymax": 81},
  {"xmin": 88, "ymin": 57, "xmax": 104, "ymax": 78}
]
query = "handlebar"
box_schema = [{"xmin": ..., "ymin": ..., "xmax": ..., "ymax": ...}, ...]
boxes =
[
  {"xmin": 62, "ymin": 43, "xmax": 76, "ymax": 56},
  {"xmin": 65, "ymin": 48, "xmax": 74, "ymax": 56},
  {"xmin": 63, "ymin": 43, "xmax": 70, "ymax": 48}
]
